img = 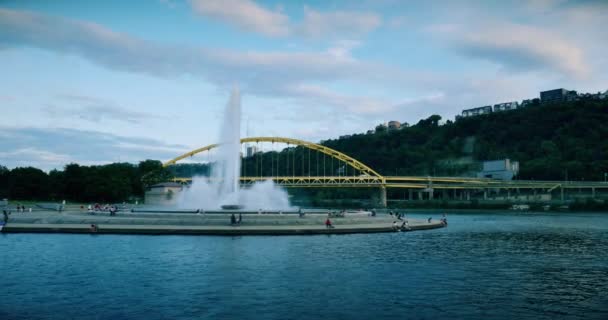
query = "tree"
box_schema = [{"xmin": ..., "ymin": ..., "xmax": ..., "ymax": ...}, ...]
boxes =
[{"xmin": 8, "ymin": 167, "xmax": 50, "ymax": 200}]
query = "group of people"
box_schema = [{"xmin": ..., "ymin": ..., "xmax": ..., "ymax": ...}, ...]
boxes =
[
  {"xmin": 388, "ymin": 210, "xmax": 406, "ymax": 220},
  {"xmin": 393, "ymin": 220, "xmax": 410, "ymax": 231},
  {"xmin": 87, "ymin": 204, "xmax": 119, "ymax": 216},
  {"xmin": 230, "ymin": 213, "xmax": 243, "ymax": 225},
  {"xmin": 14, "ymin": 205, "xmax": 29, "ymax": 213}
]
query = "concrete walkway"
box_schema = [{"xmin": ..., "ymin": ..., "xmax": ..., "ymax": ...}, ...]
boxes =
[{"xmin": 1, "ymin": 210, "xmax": 446, "ymax": 235}]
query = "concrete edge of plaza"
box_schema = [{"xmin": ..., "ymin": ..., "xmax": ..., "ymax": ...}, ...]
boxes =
[{"xmin": 0, "ymin": 210, "xmax": 446, "ymax": 236}]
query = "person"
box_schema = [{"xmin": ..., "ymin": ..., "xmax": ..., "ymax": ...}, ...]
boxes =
[
  {"xmin": 428, "ymin": 217, "xmax": 432, "ymax": 223},
  {"xmin": 230, "ymin": 213, "xmax": 237, "ymax": 225},
  {"xmin": 371, "ymin": 209, "xmax": 376, "ymax": 217},
  {"xmin": 325, "ymin": 218, "xmax": 333, "ymax": 229},
  {"xmin": 238, "ymin": 213, "xmax": 242, "ymax": 224},
  {"xmin": 298, "ymin": 208, "xmax": 304, "ymax": 218},
  {"xmin": 393, "ymin": 221, "xmax": 400, "ymax": 231},
  {"xmin": 403, "ymin": 220, "xmax": 411, "ymax": 231},
  {"xmin": 389, "ymin": 210, "xmax": 393, "ymax": 216},
  {"xmin": 90, "ymin": 224, "xmax": 98, "ymax": 233},
  {"xmin": 3, "ymin": 210, "xmax": 8, "ymax": 224}
]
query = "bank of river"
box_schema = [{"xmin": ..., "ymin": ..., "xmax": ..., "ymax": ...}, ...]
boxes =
[{"xmin": 1, "ymin": 211, "xmax": 607, "ymax": 319}]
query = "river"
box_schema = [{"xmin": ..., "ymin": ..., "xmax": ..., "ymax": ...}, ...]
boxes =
[{"xmin": 1, "ymin": 211, "xmax": 607, "ymax": 319}]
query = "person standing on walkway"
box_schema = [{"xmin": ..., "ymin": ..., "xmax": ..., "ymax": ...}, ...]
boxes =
[
  {"xmin": 2, "ymin": 210, "xmax": 8, "ymax": 224},
  {"xmin": 230, "ymin": 213, "xmax": 237, "ymax": 225},
  {"xmin": 238, "ymin": 213, "xmax": 242, "ymax": 224}
]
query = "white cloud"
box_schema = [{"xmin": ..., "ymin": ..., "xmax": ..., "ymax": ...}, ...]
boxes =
[
  {"xmin": 0, "ymin": 127, "xmax": 190, "ymax": 170},
  {"xmin": 0, "ymin": 8, "xmax": 390, "ymax": 89},
  {"xmin": 44, "ymin": 94, "xmax": 165, "ymax": 124},
  {"xmin": 431, "ymin": 21, "xmax": 590, "ymax": 79},
  {"xmin": 189, "ymin": 0, "xmax": 289, "ymax": 37},
  {"xmin": 188, "ymin": 1, "xmax": 381, "ymax": 38},
  {"xmin": 297, "ymin": 6, "xmax": 381, "ymax": 38}
]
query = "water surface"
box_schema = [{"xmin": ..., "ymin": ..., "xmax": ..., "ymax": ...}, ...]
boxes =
[{"xmin": 1, "ymin": 212, "xmax": 607, "ymax": 319}]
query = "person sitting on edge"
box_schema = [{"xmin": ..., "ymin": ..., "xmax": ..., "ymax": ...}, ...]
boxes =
[
  {"xmin": 393, "ymin": 221, "xmax": 400, "ymax": 231},
  {"xmin": 325, "ymin": 218, "xmax": 333, "ymax": 229},
  {"xmin": 90, "ymin": 224, "xmax": 98, "ymax": 233},
  {"xmin": 230, "ymin": 213, "xmax": 237, "ymax": 225}
]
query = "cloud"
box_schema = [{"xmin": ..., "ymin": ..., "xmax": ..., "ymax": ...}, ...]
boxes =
[
  {"xmin": 0, "ymin": 8, "xmax": 414, "ymax": 120},
  {"xmin": 296, "ymin": 6, "xmax": 381, "ymax": 38},
  {"xmin": 431, "ymin": 21, "xmax": 590, "ymax": 79},
  {"xmin": 0, "ymin": 127, "xmax": 190, "ymax": 170},
  {"xmin": 44, "ymin": 94, "xmax": 164, "ymax": 124},
  {"xmin": 0, "ymin": 8, "xmax": 390, "ymax": 90},
  {"xmin": 188, "ymin": 0, "xmax": 381, "ymax": 38},
  {"xmin": 189, "ymin": 0, "xmax": 289, "ymax": 37}
]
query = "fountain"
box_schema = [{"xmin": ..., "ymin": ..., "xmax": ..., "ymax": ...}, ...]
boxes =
[{"xmin": 177, "ymin": 88, "xmax": 293, "ymax": 211}]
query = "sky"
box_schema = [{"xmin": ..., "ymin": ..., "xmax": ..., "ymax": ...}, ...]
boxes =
[{"xmin": 0, "ymin": 0, "xmax": 607, "ymax": 170}]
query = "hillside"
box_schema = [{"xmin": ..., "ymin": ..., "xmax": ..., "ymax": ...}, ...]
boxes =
[{"xmin": 321, "ymin": 99, "xmax": 608, "ymax": 181}]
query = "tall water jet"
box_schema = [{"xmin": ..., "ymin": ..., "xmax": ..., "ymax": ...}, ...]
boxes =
[
  {"xmin": 214, "ymin": 87, "xmax": 241, "ymax": 207},
  {"xmin": 177, "ymin": 88, "xmax": 293, "ymax": 211}
]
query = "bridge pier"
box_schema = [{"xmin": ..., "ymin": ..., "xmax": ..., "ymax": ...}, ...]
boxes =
[{"xmin": 379, "ymin": 186, "xmax": 387, "ymax": 208}]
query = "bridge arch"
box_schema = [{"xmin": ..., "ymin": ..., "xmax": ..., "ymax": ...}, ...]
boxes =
[{"xmin": 163, "ymin": 136, "xmax": 383, "ymax": 179}]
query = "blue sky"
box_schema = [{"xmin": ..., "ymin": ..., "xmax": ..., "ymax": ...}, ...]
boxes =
[{"xmin": 1, "ymin": 0, "xmax": 607, "ymax": 170}]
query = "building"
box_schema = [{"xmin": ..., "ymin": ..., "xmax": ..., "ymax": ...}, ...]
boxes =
[
  {"xmin": 493, "ymin": 101, "xmax": 519, "ymax": 112},
  {"xmin": 461, "ymin": 105, "xmax": 492, "ymax": 118},
  {"xmin": 246, "ymin": 145, "xmax": 258, "ymax": 157},
  {"xmin": 520, "ymin": 98, "xmax": 540, "ymax": 108},
  {"xmin": 540, "ymin": 88, "xmax": 577, "ymax": 104},
  {"xmin": 145, "ymin": 182, "xmax": 183, "ymax": 206},
  {"xmin": 477, "ymin": 159, "xmax": 519, "ymax": 180},
  {"xmin": 388, "ymin": 120, "xmax": 401, "ymax": 131}
]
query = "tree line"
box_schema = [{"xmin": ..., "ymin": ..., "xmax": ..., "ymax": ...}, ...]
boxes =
[{"xmin": 0, "ymin": 160, "xmax": 172, "ymax": 203}]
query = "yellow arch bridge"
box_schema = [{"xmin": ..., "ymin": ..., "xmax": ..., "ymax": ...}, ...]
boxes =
[{"xmin": 163, "ymin": 136, "xmax": 608, "ymax": 206}]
